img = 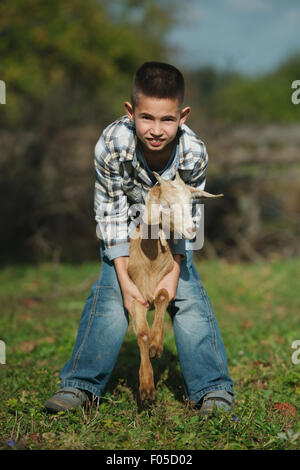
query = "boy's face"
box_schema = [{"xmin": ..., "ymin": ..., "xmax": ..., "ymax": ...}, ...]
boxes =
[{"xmin": 125, "ymin": 95, "xmax": 190, "ymax": 158}]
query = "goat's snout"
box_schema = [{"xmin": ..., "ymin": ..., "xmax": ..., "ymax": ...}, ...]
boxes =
[
  {"xmin": 187, "ymin": 226, "xmax": 196, "ymax": 235},
  {"xmin": 183, "ymin": 225, "xmax": 196, "ymax": 240}
]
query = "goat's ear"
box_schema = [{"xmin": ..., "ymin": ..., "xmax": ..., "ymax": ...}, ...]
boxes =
[
  {"xmin": 158, "ymin": 228, "xmax": 167, "ymax": 247},
  {"xmin": 143, "ymin": 188, "xmax": 161, "ymax": 225},
  {"xmin": 175, "ymin": 170, "xmax": 182, "ymax": 182},
  {"xmin": 187, "ymin": 186, "xmax": 224, "ymax": 199},
  {"xmin": 153, "ymin": 171, "xmax": 165, "ymax": 185}
]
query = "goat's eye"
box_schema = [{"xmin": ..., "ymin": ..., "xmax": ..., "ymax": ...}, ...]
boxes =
[{"xmin": 161, "ymin": 203, "xmax": 169, "ymax": 209}]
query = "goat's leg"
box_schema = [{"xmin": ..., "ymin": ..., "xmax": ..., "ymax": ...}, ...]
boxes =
[
  {"xmin": 150, "ymin": 288, "xmax": 169, "ymax": 359},
  {"xmin": 131, "ymin": 300, "xmax": 156, "ymax": 401}
]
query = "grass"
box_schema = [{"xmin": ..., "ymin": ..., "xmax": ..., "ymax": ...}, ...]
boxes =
[{"xmin": 0, "ymin": 258, "xmax": 299, "ymax": 450}]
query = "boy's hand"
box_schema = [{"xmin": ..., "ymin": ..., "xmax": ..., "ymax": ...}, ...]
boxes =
[
  {"xmin": 121, "ymin": 277, "xmax": 149, "ymax": 313},
  {"xmin": 113, "ymin": 256, "xmax": 149, "ymax": 313},
  {"xmin": 152, "ymin": 254, "xmax": 181, "ymax": 301}
]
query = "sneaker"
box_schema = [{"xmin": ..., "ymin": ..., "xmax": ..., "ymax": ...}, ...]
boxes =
[
  {"xmin": 198, "ymin": 390, "xmax": 234, "ymax": 416},
  {"xmin": 44, "ymin": 387, "xmax": 89, "ymax": 413}
]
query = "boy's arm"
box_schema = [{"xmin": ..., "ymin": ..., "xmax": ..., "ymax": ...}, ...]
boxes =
[
  {"xmin": 114, "ymin": 256, "xmax": 149, "ymax": 313},
  {"xmin": 184, "ymin": 140, "xmax": 209, "ymax": 250},
  {"xmin": 94, "ymin": 135, "xmax": 150, "ymax": 310},
  {"xmin": 150, "ymin": 141, "xmax": 208, "ymax": 296},
  {"xmin": 152, "ymin": 254, "xmax": 182, "ymax": 301},
  {"xmin": 94, "ymin": 134, "xmax": 131, "ymax": 260},
  {"xmin": 187, "ymin": 141, "xmax": 208, "ymax": 190}
]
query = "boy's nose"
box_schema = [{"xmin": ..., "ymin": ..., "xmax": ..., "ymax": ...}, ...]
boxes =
[{"xmin": 150, "ymin": 126, "xmax": 163, "ymax": 137}]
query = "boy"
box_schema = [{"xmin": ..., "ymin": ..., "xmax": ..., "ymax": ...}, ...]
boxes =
[{"xmin": 44, "ymin": 62, "xmax": 234, "ymax": 415}]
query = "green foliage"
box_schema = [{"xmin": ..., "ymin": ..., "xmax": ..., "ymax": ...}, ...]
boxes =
[
  {"xmin": 0, "ymin": 0, "xmax": 176, "ymax": 128},
  {"xmin": 0, "ymin": 259, "xmax": 299, "ymax": 450},
  {"xmin": 191, "ymin": 54, "xmax": 300, "ymax": 123},
  {"xmin": 0, "ymin": 0, "xmax": 180, "ymax": 264}
]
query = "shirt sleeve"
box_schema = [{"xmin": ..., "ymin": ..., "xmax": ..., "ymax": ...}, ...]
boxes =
[
  {"xmin": 170, "ymin": 238, "xmax": 187, "ymax": 257},
  {"xmin": 185, "ymin": 142, "xmax": 208, "ymax": 251},
  {"xmin": 94, "ymin": 134, "xmax": 130, "ymax": 261},
  {"xmin": 187, "ymin": 142, "xmax": 208, "ymax": 190}
]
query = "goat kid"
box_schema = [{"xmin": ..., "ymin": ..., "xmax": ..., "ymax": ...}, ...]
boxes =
[{"xmin": 127, "ymin": 171, "xmax": 222, "ymax": 401}]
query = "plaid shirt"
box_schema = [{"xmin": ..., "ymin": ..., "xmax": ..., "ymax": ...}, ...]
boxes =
[{"xmin": 94, "ymin": 115, "xmax": 208, "ymax": 261}]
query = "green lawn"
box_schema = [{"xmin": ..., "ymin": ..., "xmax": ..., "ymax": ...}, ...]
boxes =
[{"xmin": 0, "ymin": 258, "xmax": 299, "ymax": 450}]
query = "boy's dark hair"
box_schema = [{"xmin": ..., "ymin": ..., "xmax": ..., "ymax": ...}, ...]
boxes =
[{"xmin": 131, "ymin": 61, "xmax": 184, "ymax": 108}]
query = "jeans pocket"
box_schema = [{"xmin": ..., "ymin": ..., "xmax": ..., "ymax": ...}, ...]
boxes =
[
  {"xmin": 94, "ymin": 285, "xmax": 123, "ymax": 317},
  {"xmin": 176, "ymin": 275, "xmax": 203, "ymax": 300}
]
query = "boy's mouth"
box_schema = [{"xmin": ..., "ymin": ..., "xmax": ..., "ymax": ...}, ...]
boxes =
[{"xmin": 147, "ymin": 138, "xmax": 164, "ymax": 147}]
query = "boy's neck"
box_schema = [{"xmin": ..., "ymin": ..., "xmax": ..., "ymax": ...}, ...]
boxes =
[{"xmin": 139, "ymin": 139, "xmax": 175, "ymax": 172}]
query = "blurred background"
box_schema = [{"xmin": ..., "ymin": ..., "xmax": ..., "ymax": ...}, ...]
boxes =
[{"xmin": 0, "ymin": 0, "xmax": 299, "ymax": 265}]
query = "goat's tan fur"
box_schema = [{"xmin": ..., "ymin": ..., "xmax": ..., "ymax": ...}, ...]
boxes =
[{"xmin": 127, "ymin": 171, "xmax": 222, "ymax": 401}]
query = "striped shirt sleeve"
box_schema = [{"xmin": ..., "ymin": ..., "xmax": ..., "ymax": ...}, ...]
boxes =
[
  {"xmin": 186, "ymin": 141, "xmax": 208, "ymax": 251},
  {"xmin": 94, "ymin": 134, "xmax": 130, "ymax": 260},
  {"xmin": 188, "ymin": 141, "xmax": 208, "ymax": 190}
]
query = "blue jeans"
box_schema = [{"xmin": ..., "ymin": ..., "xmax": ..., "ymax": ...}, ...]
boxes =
[{"xmin": 60, "ymin": 250, "xmax": 234, "ymax": 404}]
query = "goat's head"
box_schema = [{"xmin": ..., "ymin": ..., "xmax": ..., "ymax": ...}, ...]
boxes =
[{"xmin": 143, "ymin": 171, "xmax": 223, "ymax": 243}]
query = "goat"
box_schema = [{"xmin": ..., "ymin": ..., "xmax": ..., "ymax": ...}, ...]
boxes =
[{"xmin": 127, "ymin": 170, "xmax": 222, "ymax": 401}]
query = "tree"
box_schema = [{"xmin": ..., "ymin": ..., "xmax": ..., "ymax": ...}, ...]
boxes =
[
  {"xmin": 0, "ymin": 0, "xmax": 177, "ymax": 129},
  {"xmin": 0, "ymin": 0, "xmax": 179, "ymax": 263}
]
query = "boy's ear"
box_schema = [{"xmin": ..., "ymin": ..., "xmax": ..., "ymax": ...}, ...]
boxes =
[
  {"xmin": 179, "ymin": 106, "xmax": 191, "ymax": 126},
  {"xmin": 124, "ymin": 101, "xmax": 134, "ymax": 121}
]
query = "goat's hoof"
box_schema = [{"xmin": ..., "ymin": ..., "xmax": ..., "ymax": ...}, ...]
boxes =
[{"xmin": 140, "ymin": 385, "xmax": 156, "ymax": 402}]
